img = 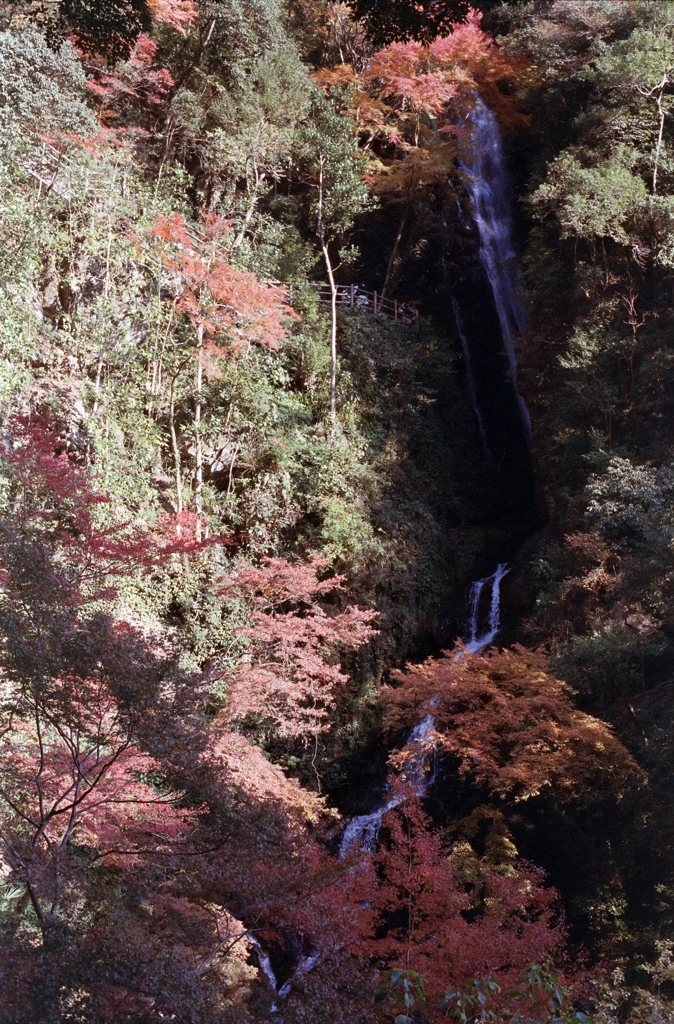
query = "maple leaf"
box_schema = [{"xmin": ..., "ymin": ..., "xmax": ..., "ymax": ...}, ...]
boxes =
[
  {"xmin": 385, "ymin": 645, "xmax": 643, "ymax": 803},
  {"xmin": 216, "ymin": 557, "xmax": 378, "ymax": 739}
]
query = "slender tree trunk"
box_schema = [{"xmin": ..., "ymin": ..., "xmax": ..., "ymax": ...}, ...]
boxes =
[
  {"xmin": 169, "ymin": 348, "xmax": 184, "ymax": 517},
  {"xmin": 93, "ymin": 352, "xmax": 104, "ymax": 415},
  {"xmin": 233, "ymin": 163, "xmax": 266, "ymax": 249},
  {"xmin": 166, "ymin": 18, "xmax": 216, "ymax": 101},
  {"xmin": 195, "ymin": 323, "xmax": 204, "ymax": 539},
  {"xmin": 154, "ymin": 123, "xmax": 176, "ymax": 200},
  {"xmin": 316, "ymin": 154, "xmax": 338, "ymax": 422},
  {"xmin": 322, "ymin": 241, "xmax": 338, "ymax": 420},
  {"xmin": 654, "ymin": 88, "xmax": 666, "ymax": 194},
  {"xmin": 381, "ymin": 202, "xmax": 410, "ymax": 301}
]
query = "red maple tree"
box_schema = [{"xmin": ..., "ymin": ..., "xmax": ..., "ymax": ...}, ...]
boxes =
[
  {"xmin": 384, "ymin": 645, "xmax": 642, "ymax": 804},
  {"xmin": 347, "ymin": 797, "xmax": 577, "ymax": 1022},
  {"xmin": 216, "ymin": 557, "xmax": 378, "ymax": 741}
]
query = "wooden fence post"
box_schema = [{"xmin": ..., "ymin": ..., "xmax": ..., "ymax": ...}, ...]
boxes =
[
  {"xmin": 374, "ymin": 290, "xmax": 378, "ymax": 314},
  {"xmin": 350, "ymin": 283, "xmax": 355, "ymax": 307}
]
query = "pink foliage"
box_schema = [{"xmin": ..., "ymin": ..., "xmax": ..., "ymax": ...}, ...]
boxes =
[
  {"xmin": 218, "ymin": 558, "xmax": 378, "ymax": 737},
  {"xmin": 147, "ymin": 0, "xmax": 199, "ymax": 34},
  {"xmin": 2, "ymin": 418, "xmax": 226, "ymax": 593},
  {"xmin": 1, "ymin": 677, "xmax": 201, "ymax": 868}
]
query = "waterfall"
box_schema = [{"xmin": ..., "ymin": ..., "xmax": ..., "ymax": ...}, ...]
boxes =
[
  {"xmin": 464, "ymin": 563, "xmax": 510, "ymax": 654},
  {"xmin": 339, "ymin": 563, "xmax": 508, "ymax": 857},
  {"xmin": 253, "ymin": 940, "xmax": 280, "ymax": 993},
  {"xmin": 254, "ymin": 938, "xmax": 320, "ymax": 1004},
  {"xmin": 339, "ymin": 715, "xmax": 435, "ymax": 856},
  {"xmin": 338, "ymin": 100, "xmax": 523, "ymax": 862},
  {"xmin": 459, "ymin": 96, "xmax": 531, "ymax": 441}
]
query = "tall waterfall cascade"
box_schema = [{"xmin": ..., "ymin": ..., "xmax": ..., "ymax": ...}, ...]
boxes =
[
  {"xmin": 457, "ymin": 95, "xmax": 531, "ymax": 441},
  {"xmin": 273, "ymin": 97, "xmax": 528, "ymax": 996}
]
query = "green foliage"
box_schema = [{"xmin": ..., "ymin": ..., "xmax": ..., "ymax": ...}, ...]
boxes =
[
  {"xmin": 530, "ymin": 154, "xmax": 648, "ymax": 245},
  {"xmin": 35, "ymin": 0, "xmax": 153, "ymax": 61},
  {"xmin": 0, "ymin": 27, "xmax": 96, "ymax": 140},
  {"xmin": 296, "ymin": 88, "xmax": 374, "ymax": 240},
  {"xmin": 375, "ymin": 968, "xmax": 427, "ymax": 1024},
  {"xmin": 377, "ymin": 964, "xmax": 592, "ymax": 1024},
  {"xmin": 439, "ymin": 978, "xmax": 502, "ymax": 1023},
  {"xmin": 163, "ymin": 29, "xmax": 311, "ymax": 216}
]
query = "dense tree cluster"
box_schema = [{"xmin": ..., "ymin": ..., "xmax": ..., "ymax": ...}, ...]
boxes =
[{"xmin": 2, "ymin": 2, "xmax": 674, "ymax": 1022}]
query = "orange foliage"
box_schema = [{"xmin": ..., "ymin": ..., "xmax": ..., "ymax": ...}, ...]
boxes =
[
  {"xmin": 207, "ymin": 729, "xmax": 328, "ymax": 821},
  {"xmin": 150, "ymin": 213, "xmax": 297, "ymax": 355},
  {"xmin": 87, "ymin": 34, "xmax": 174, "ymax": 109},
  {"xmin": 314, "ymin": 7, "xmax": 531, "ymax": 152},
  {"xmin": 385, "ymin": 645, "xmax": 643, "ymax": 802}
]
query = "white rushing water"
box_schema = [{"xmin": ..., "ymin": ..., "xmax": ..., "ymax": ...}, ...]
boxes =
[
  {"xmin": 253, "ymin": 940, "xmax": 280, "ymax": 992},
  {"xmin": 459, "ymin": 96, "xmax": 531, "ymax": 441},
  {"xmin": 464, "ymin": 563, "xmax": 510, "ymax": 654},
  {"xmin": 339, "ymin": 714, "xmax": 435, "ymax": 856}
]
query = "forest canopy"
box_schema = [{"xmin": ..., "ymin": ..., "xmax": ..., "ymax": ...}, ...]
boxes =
[{"xmin": 1, "ymin": 2, "xmax": 674, "ymax": 1022}]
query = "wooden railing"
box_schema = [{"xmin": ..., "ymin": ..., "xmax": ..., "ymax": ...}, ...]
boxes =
[
  {"xmin": 21, "ymin": 146, "xmax": 419, "ymax": 329},
  {"xmin": 285, "ymin": 282, "xmax": 419, "ymax": 329}
]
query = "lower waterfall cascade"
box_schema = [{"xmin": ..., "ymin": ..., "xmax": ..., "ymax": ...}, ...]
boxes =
[
  {"xmin": 464, "ymin": 563, "xmax": 511, "ymax": 653},
  {"xmin": 266, "ymin": 542, "xmax": 521, "ymax": 997},
  {"xmin": 338, "ymin": 562, "xmax": 510, "ymax": 858}
]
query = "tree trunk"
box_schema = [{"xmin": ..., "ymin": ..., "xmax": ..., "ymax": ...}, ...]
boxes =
[
  {"xmin": 195, "ymin": 323, "xmax": 204, "ymax": 540},
  {"xmin": 654, "ymin": 88, "xmax": 666, "ymax": 194},
  {"xmin": 322, "ymin": 241, "xmax": 338, "ymax": 421},
  {"xmin": 166, "ymin": 17, "xmax": 216, "ymax": 101},
  {"xmin": 233, "ymin": 165, "xmax": 267, "ymax": 249},
  {"xmin": 169, "ymin": 348, "xmax": 184, "ymax": 517},
  {"xmin": 381, "ymin": 201, "xmax": 409, "ymax": 301},
  {"xmin": 316, "ymin": 154, "xmax": 338, "ymax": 422}
]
